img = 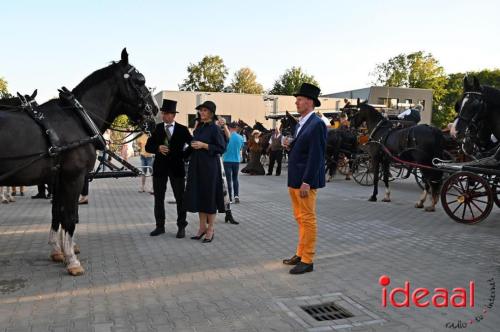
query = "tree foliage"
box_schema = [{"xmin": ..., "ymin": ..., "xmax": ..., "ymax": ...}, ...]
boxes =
[
  {"xmin": 230, "ymin": 67, "xmax": 264, "ymax": 94},
  {"xmin": 0, "ymin": 77, "xmax": 11, "ymax": 99},
  {"xmin": 179, "ymin": 55, "xmax": 228, "ymax": 92},
  {"xmin": 269, "ymin": 67, "xmax": 319, "ymax": 95}
]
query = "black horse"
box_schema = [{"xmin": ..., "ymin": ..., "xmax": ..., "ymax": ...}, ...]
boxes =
[
  {"xmin": 350, "ymin": 102, "xmax": 444, "ymax": 211},
  {"xmin": 453, "ymin": 76, "xmax": 500, "ymax": 160},
  {"xmin": 0, "ymin": 49, "xmax": 158, "ymax": 275}
]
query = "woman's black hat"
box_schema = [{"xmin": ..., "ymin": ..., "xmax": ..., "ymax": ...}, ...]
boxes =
[{"xmin": 195, "ymin": 100, "xmax": 216, "ymax": 113}]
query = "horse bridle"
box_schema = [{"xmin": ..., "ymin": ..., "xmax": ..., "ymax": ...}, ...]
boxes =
[
  {"xmin": 456, "ymin": 91, "xmax": 487, "ymax": 157},
  {"xmin": 120, "ymin": 64, "xmax": 157, "ymax": 135}
]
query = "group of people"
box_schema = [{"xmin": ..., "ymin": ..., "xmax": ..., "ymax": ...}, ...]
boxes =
[{"xmin": 144, "ymin": 82, "xmax": 327, "ymax": 274}]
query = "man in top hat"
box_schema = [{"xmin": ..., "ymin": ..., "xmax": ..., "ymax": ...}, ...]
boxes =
[
  {"xmin": 282, "ymin": 83, "xmax": 327, "ymax": 274},
  {"xmin": 146, "ymin": 99, "xmax": 193, "ymax": 237}
]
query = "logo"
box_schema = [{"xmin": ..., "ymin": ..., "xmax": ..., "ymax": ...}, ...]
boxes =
[{"xmin": 379, "ymin": 275, "xmax": 474, "ymax": 308}]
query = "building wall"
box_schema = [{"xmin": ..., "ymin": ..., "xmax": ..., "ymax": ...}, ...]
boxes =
[{"xmin": 154, "ymin": 91, "xmax": 353, "ymax": 129}]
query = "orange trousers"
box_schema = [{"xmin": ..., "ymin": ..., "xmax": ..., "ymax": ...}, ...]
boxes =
[{"xmin": 288, "ymin": 188, "xmax": 317, "ymax": 264}]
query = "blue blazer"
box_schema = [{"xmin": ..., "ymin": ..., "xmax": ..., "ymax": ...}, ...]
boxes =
[{"xmin": 287, "ymin": 113, "xmax": 327, "ymax": 189}]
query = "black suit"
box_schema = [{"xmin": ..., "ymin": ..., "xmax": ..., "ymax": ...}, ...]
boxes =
[{"xmin": 146, "ymin": 122, "xmax": 193, "ymax": 229}]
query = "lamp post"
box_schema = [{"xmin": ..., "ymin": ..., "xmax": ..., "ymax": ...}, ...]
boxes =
[{"xmin": 263, "ymin": 95, "xmax": 278, "ymax": 128}]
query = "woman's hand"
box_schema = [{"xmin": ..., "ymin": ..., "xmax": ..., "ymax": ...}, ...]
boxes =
[{"xmin": 191, "ymin": 141, "xmax": 208, "ymax": 150}]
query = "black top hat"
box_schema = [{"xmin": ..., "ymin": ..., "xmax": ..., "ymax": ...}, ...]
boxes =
[
  {"xmin": 160, "ymin": 99, "xmax": 178, "ymax": 113},
  {"xmin": 293, "ymin": 83, "xmax": 321, "ymax": 107},
  {"xmin": 195, "ymin": 100, "xmax": 216, "ymax": 114}
]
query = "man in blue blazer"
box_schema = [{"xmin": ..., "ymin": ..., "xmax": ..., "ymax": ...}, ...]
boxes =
[{"xmin": 283, "ymin": 83, "xmax": 327, "ymax": 274}]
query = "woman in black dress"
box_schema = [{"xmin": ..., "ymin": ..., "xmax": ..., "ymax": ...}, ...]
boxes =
[{"xmin": 184, "ymin": 101, "xmax": 226, "ymax": 243}]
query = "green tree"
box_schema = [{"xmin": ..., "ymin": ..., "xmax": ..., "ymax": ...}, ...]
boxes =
[
  {"xmin": 269, "ymin": 67, "xmax": 319, "ymax": 95},
  {"xmin": 0, "ymin": 77, "xmax": 11, "ymax": 99},
  {"xmin": 179, "ymin": 55, "xmax": 228, "ymax": 92},
  {"xmin": 371, "ymin": 51, "xmax": 448, "ymax": 127},
  {"xmin": 230, "ymin": 67, "xmax": 264, "ymax": 94}
]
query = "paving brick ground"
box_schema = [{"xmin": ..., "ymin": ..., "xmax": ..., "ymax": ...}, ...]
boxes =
[{"xmin": 0, "ymin": 157, "xmax": 499, "ymax": 331}]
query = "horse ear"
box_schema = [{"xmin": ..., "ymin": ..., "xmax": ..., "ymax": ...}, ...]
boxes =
[
  {"xmin": 121, "ymin": 48, "xmax": 129, "ymax": 65},
  {"xmin": 463, "ymin": 75, "xmax": 472, "ymax": 92},
  {"xmin": 473, "ymin": 76, "xmax": 481, "ymax": 91},
  {"xmin": 31, "ymin": 89, "xmax": 37, "ymax": 99},
  {"xmin": 16, "ymin": 92, "xmax": 22, "ymax": 99}
]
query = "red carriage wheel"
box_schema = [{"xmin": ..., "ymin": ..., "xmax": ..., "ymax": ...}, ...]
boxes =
[{"xmin": 441, "ymin": 172, "xmax": 494, "ymax": 224}]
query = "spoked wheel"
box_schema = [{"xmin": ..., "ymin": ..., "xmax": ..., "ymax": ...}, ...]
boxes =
[
  {"xmin": 337, "ymin": 153, "xmax": 350, "ymax": 176},
  {"xmin": 352, "ymin": 154, "xmax": 375, "ymax": 186},
  {"xmin": 440, "ymin": 172, "xmax": 494, "ymax": 224},
  {"xmin": 492, "ymin": 175, "xmax": 500, "ymax": 208}
]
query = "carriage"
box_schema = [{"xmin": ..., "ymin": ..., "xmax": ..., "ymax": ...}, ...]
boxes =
[{"xmin": 434, "ymin": 148, "xmax": 500, "ymax": 224}]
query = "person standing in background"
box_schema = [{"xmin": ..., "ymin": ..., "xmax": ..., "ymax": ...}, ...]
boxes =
[
  {"xmin": 136, "ymin": 133, "xmax": 154, "ymax": 193},
  {"xmin": 267, "ymin": 127, "xmax": 283, "ymax": 176},
  {"xmin": 222, "ymin": 121, "xmax": 244, "ymax": 203}
]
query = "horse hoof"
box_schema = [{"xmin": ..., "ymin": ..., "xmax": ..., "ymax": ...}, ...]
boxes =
[
  {"xmin": 424, "ymin": 207, "xmax": 436, "ymax": 212},
  {"xmin": 368, "ymin": 197, "xmax": 377, "ymax": 202},
  {"xmin": 415, "ymin": 203, "xmax": 424, "ymax": 209},
  {"xmin": 73, "ymin": 245, "xmax": 80, "ymax": 254},
  {"xmin": 50, "ymin": 252, "xmax": 64, "ymax": 263},
  {"xmin": 382, "ymin": 198, "xmax": 391, "ymax": 202},
  {"xmin": 67, "ymin": 266, "xmax": 85, "ymax": 276},
  {"xmin": 345, "ymin": 177, "xmax": 351, "ymax": 181}
]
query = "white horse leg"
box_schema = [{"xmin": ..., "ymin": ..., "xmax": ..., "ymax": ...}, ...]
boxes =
[
  {"xmin": 7, "ymin": 187, "xmax": 15, "ymax": 202},
  {"xmin": 1, "ymin": 187, "xmax": 8, "ymax": 204},
  {"xmin": 48, "ymin": 228, "xmax": 64, "ymax": 262},
  {"xmin": 415, "ymin": 190, "xmax": 427, "ymax": 208},
  {"xmin": 60, "ymin": 230, "xmax": 84, "ymax": 276}
]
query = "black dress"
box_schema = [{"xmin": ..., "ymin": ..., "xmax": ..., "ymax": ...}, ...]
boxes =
[{"xmin": 184, "ymin": 122, "xmax": 227, "ymax": 214}]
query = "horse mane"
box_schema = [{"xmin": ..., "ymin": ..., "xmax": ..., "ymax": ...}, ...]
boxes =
[
  {"xmin": 481, "ymin": 86, "xmax": 500, "ymax": 107},
  {"xmin": 72, "ymin": 62, "xmax": 121, "ymax": 97}
]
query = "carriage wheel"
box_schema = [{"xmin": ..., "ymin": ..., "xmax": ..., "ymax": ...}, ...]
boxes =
[
  {"xmin": 352, "ymin": 155, "xmax": 375, "ymax": 186},
  {"xmin": 492, "ymin": 175, "xmax": 500, "ymax": 208},
  {"xmin": 440, "ymin": 172, "xmax": 494, "ymax": 224},
  {"xmin": 337, "ymin": 153, "xmax": 350, "ymax": 176}
]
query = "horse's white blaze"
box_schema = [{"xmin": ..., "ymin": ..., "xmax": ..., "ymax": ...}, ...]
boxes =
[{"xmin": 450, "ymin": 118, "xmax": 459, "ymax": 138}]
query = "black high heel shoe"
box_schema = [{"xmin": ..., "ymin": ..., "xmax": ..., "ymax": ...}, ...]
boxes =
[
  {"xmin": 190, "ymin": 231, "xmax": 206, "ymax": 240},
  {"xmin": 202, "ymin": 232, "xmax": 215, "ymax": 243},
  {"xmin": 225, "ymin": 210, "xmax": 239, "ymax": 225}
]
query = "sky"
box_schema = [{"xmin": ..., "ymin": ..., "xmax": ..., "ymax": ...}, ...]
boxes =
[{"xmin": 1, "ymin": 0, "xmax": 500, "ymax": 102}]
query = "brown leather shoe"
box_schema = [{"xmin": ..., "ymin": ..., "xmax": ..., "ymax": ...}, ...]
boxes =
[{"xmin": 282, "ymin": 255, "xmax": 301, "ymax": 265}]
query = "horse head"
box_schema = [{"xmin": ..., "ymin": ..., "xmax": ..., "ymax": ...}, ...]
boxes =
[
  {"xmin": 454, "ymin": 75, "xmax": 484, "ymax": 139},
  {"xmin": 73, "ymin": 48, "xmax": 159, "ymax": 134},
  {"xmin": 280, "ymin": 111, "xmax": 298, "ymax": 136}
]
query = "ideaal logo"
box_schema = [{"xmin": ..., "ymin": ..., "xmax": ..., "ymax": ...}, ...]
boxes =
[
  {"xmin": 378, "ymin": 275, "xmax": 496, "ymax": 329},
  {"xmin": 379, "ymin": 275, "xmax": 474, "ymax": 308}
]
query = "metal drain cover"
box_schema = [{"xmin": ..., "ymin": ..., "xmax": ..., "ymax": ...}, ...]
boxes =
[
  {"xmin": 277, "ymin": 292, "xmax": 385, "ymax": 330},
  {"xmin": 301, "ymin": 302, "xmax": 353, "ymax": 321}
]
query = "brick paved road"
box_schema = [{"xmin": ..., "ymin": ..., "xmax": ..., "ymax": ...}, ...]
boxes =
[{"xmin": 0, "ymin": 157, "xmax": 499, "ymax": 332}]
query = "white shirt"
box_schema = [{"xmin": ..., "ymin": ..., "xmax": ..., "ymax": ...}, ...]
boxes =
[
  {"xmin": 397, "ymin": 109, "xmax": 412, "ymax": 119},
  {"xmin": 320, "ymin": 115, "xmax": 330, "ymax": 127},
  {"xmin": 295, "ymin": 111, "xmax": 315, "ymax": 136},
  {"xmin": 164, "ymin": 121, "xmax": 175, "ymax": 136}
]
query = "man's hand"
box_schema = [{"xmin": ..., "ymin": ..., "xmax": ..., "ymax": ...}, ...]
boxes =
[
  {"xmin": 217, "ymin": 118, "xmax": 226, "ymax": 126},
  {"xmin": 299, "ymin": 182, "xmax": 310, "ymax": 198},
  {"xmin": 191, "ymin": 141, "xmax": 208, "ymax": 150},
  {"xmin": 159, "ymin": 145, "xmax": 169, "ymax": 155}
]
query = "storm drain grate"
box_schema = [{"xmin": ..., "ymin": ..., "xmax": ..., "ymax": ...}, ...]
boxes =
[{"xmin": 301, "ymin": 302, "xmax": 353, "ymax": 321}]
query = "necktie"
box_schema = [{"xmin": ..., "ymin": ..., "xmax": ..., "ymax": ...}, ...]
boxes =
[{"xmin": 165, "ymin": 124, "xmax": 172, "ymax": 141}]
